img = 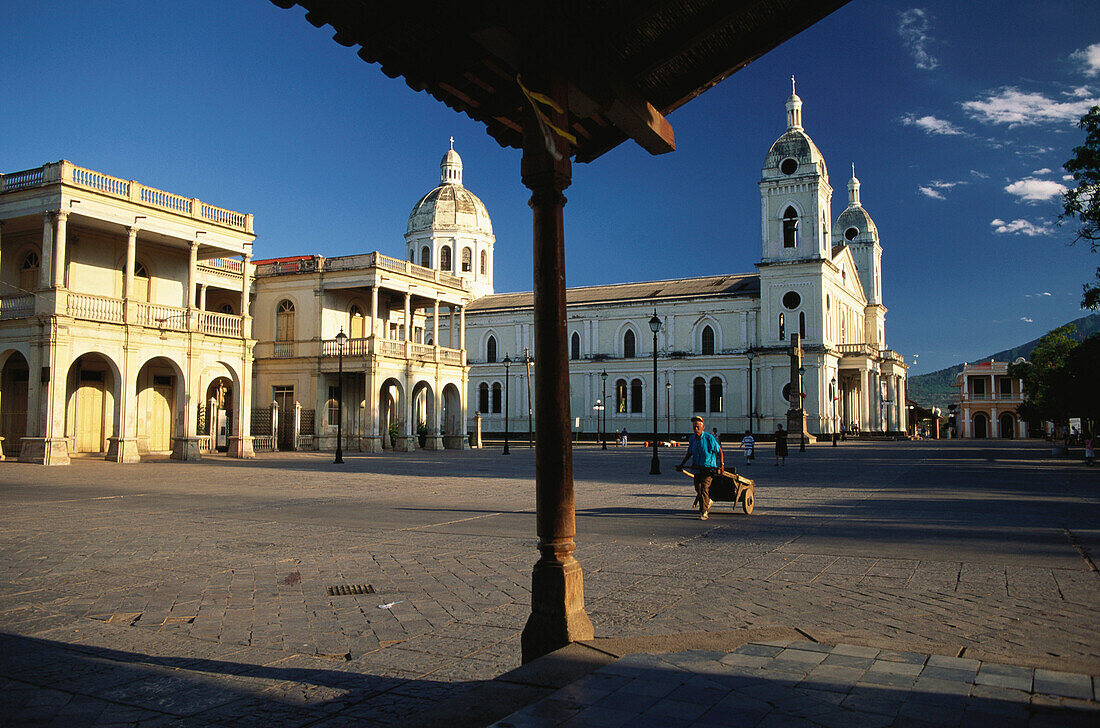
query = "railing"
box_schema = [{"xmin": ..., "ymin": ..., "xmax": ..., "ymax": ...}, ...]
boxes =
[
  {"xmin": 197, "ymin": 436, "xmax": 214, "ymax": 454},
  {"xmin": 378, "ymin": 339, "xmax": 406, "ymax": 357},
  {"xmin": 375, "ymin": 253, "xmax": 406, "ymax": 273},
  {"xmin": 0, "ymin": 294, "xmax": 35, "ymax": 319},
  {"xmin": 197, "ymin": 311, "xmax": 242, "ymax": 337},
  {"xmin": 295, "ymin": 435, "xmax": 315, "ymax": 450},
  {"xmin": 0, "ymin": 166, "xmax": 45, "ymax": 191},
  {"xmin": 439, "ymin": 348, "xmax": 463, "ymax": 364},
  {"xmin": 410, "ymin": 343, "xmax": 434, "ymax": 360},
  {"xmin": 835, "ymin": 343, "xmax": 880, "ymax": 356},
  {"xmin": 67, "ymin": 292, "xmax": 124, "ymax": 323},
  {"xmin": 273, "ymin": 342, "xmax": 295, "ymax": 358},
  {"xmin": 140, "ymin": 185, "xmax": 190, "ymax": 213},
  {"xmin": 136, "ymin": 302, "xmax": 189, "ymax": 331},
  {"xmin": 252, "ymin": 435, "xmax": 276, "ymax": 452},
  {"xmin": 199, "ymin": 257, "xmax": 244, "ymax": 274},
  {"xmin": 74, "ymin": 167, "xmax": 129, "ymax": 196},
  {"xmin": 201, "ymin": 203, "xmax": 249, "ymax": 229},
  {"xmin": 320, "ymin": 337, "xmax": 368, "ymax": 357}
]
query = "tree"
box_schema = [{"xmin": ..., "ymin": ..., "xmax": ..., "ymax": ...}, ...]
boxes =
[
  {"xmin": 1062, "ymin": 105, "xmax": 1100, "ymax": 309},
  {"xmin": 1067, "ymin": 333, "xmax": 1100, "ymax": 434},
  {"xmin": 1008, "ymin": 324, "xmax": 1078, "ymax": 439}
]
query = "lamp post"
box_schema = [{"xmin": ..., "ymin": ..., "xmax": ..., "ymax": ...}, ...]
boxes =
[
  {"xmin": 600, "ymin": 370, "xmax": 608, "ymax": 450},
  {"xmin": 747, "ymin": 348, "xmax": 755, "ymax": 436},
  {"xmin": 502, "ymin": 354, "xmax": 511, "ymax": 455},
  {"xmin": 523, "ymin": 347, "xmax": 533, "ymax": 448},
  {"xmin": 593, "ymin": 399, "xmax": 603, "ymax": 446},
  {"xmin": 830, "ymin": 376, "xmax": 838, "ymax": 447},
  {"xmin": 797, "ymin": 364, "xmax": 806, "ymax": 452},
  {"xmin": 665, "ymin": 378, "xmax": 671, "ymax": 441},
  {"xmin": 334, "ymin": 328, "xmax": 347, "ymax": 464},
  {"xmin": 649, "ymin": 310, "xmax": 661, "ymax": 475}
]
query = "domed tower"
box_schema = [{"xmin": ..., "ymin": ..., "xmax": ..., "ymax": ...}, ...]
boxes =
[
  {"xmin": 834, "ymin": 164, "xmax": 886, "ymax": 347},
  {"xmin": 759, "ymin": 77, "xmax": 833, "ymax": 264},
  {"xmin": 405, "ymin": 140, "xmax": 495, "ymax": 298}
]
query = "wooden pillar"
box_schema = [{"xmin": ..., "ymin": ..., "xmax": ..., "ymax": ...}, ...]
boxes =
[{"xmin": 519, "ymin": 66, "xmax": 593, "ymax": 664}]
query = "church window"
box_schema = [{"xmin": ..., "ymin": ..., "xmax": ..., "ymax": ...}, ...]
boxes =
[
  {"xmin": 845, "ymin": 227, "xmax": 859, "ymax": 241},
  {"xmin": 20, "ymin": 251, "xmax": 40, "ymax": 291},
  {"xmin": 709, "ymin": 377, "xmax": 723, "ymax": 413},
  {"xmin": 701, "ymin": 326, "xmax": 714, "ymax": 355},
  {"xmin": 480, "ymin": 250, "xmax": 487, "ymax": 275},
  {"xmin": 623, "ymin": 329, "xmax": 636, "ymax": 358},
  {"xmin": 461, "ymin": 247, "xmax": 472, "ymax": 272},
  {"xmin": 783, "ymin": 207, "xmax": 799, "ymax": 247},
  {"xmin": 570, "ymin": 332, "xmax": 580, "ymax": 360},
  {"xmin": 409, "ymin": 250, "xmax": 415, "ymax": 262},
  {"xmin": 491, "ymin": 382, "xmax": 502, "ymax": 413},
  {"xmin": 421, "ymin": 246, "xmax": 430, "ymax": 267},
  {"xmin": 276, "ymin": 299, "xmax": 295, "ymax": 342},
  {"xmin": 486, "ymin": 335, "xmax": 497, "ymax": 363},
  {"xmin": 780, "ymin": 158, "xmax": 798, "ymax": 175},
  {"xmin": 693, "ymin": 377, "xmax": 707, "ymax": 412},
  {"xmin": 778, "ymin": 313, "xmax": 785, "ymax": 340},
  {"xmin": 799, "ymin": 312, "xmax": 806, "ymax": 338},
  {"xmin": 782, "ymin": 291, "xmax": 801, "ymax": 309},
  {"xmin": 440, "ymin": 245, "xmax": 452, "ymax": 271},
  {"xmin": 478, "ymin": 382, "xmax": 489, "ymax": 413},
  {"xmin": 616, "ymin": 379, "xmax": 628, "ymax": 413},
  {"xmin": 630, "ymin": 379, "xmax": 643, "ymax": 413}
]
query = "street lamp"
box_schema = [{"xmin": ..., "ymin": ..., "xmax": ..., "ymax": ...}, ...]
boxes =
[
  {"xmin": 649, "ymin": 310, "xmax": 661, "ymax": 475},
  {"xmin": 334, "ymin": 328, "xmax": 347, "ymax": 464},
  {"xmin": 600, "ymin": 370, "xmax": 608, "ymax": 450},
  {"xmin": 593, "ymin": 399, "xmax": 604, "ymax": 446},
  {"xmin": 665, "ymin": 378, "xmax": 671, "ymax": 441},
  {"xmin": 502, "ymin": 354, "xmax": 511, "ymax": 455},
  {"xmin": 797, "ymin": 364, "xmax": 806, "ymax": 453},
  {"xmin": 747, "ymin": 348, "xmax": 755, "ymax": 436},
  {"xmin": 523, "ymin": 348, "xmax": 533, "ymax": 448},
  {"xmin": 830, "ymin": 376, "xmax": 838, "ymax": 447}
]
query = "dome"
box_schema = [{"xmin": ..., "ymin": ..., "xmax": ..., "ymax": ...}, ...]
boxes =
[
  {"xmin": 406, "ymin": 142, "xmax": 493, "ymax": 236},
  {"xmin": 835, "ymin": 205, "xmax": 878, "ymax": 241},
  {"xmin": 764, "ymin": 129, "xmax": 827, "ymax": 175}
]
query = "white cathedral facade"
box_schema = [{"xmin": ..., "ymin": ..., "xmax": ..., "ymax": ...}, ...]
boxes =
[{"xmin": 456, "ymin": 85, "xmax": 908, "ymax": 441}]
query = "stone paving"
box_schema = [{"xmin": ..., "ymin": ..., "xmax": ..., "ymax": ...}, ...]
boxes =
[{"xmin": 0, "ymin": 439, "xmax": 1097, "ymax": 725}]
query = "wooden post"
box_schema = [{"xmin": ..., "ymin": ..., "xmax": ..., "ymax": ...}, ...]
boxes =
[{"xmin": 519, "ymin": 65, "xmax": 594, "ymax": 663}]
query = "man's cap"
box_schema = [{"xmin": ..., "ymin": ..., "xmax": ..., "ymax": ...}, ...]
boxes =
[{"xmin": 690, "ymin": 416, "xmax": 704, "ymax": 424}]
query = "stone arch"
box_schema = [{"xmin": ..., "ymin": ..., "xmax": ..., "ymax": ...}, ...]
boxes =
[
  {"xmin": 199, "ymin": 361, "xmax": 241, "ymax": 451},
  {"xmin": 411, "ymin": 380, "xmax": 438, "ymax": 449},
  {"xmin": 441, "ymin": 382, "xmax": 464, "ymax": 448},
  {"xmin": 64, "ymin": 351, "xmax": 122, "ymax": 455},
  {"xmin": 378, "ymin": 377, "xmax": 406, "ymax": 450},
  {"xmin": 0, "ymin": 349, "xmax": 31, "ymax": 458},
  {"xmin": 973, "ymin": 412, "xmax": 988, "ymax": 439},
  {"xmin": 999, "ymin": 412, "xmax": 1015, "ymax": 439},
  {"xmin": 135, "ymin": 355, "xmax": 187, "ymax": 454}
]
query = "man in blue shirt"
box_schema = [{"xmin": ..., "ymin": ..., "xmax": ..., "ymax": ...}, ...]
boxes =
[{"xmin": 676, "ymin": 416, "xmax": 724, "ymax": 520}]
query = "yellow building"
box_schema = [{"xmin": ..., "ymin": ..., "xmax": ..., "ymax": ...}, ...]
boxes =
[{"xmin": 953, "ymin": 360, "xmax": 1027, "ymax": 438}]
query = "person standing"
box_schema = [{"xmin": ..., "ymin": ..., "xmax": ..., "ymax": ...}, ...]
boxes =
[
  {"xmin": 740, "ymin": 429, "xmax": 755, "ymax": 465},
  {"xmin": 621, "ymin": 428, "xmax": 628, "ymax": 447},
  {"xmin": 775, "ymin": 424, "xmax": 788, "ymax": 466},
  {"xmin": 1086, "ymin": 434, "xmax": 1095, "ymax": 466},
  {"xmin": 676, "ymin": 416, "xmax": 723, "ymax": 520}
]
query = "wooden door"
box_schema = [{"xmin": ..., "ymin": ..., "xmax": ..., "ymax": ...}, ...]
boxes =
[
  {"xmin": 75, "ymin": 381, "xmax": 105, "ymax": 453},
  {"xmin": 149, "ymin": 385, "xmax": 173, "ymax": 451}
]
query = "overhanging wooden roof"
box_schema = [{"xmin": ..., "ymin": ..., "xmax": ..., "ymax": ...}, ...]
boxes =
[{"xmin": 269, "ymin": 1, "xmax": 851, "ymax": 162}]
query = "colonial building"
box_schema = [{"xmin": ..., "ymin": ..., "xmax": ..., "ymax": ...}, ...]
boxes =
[
  {"xmin": 0, "ymin": 161, "xmax": 255, "ymax": 463},
  {"xmin": 953, "ymin": 360, "xmax": 1027, "ymax": 438},
  {"xmin": 458, "ymin": 83, "xmax": 908, "ymax": 439}
]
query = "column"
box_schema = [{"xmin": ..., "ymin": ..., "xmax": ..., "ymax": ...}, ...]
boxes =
[
  {"xmin": 370, "ymin": 285, "xmax": 379, "ymax": 339},
  {"xmin": 39, "ymin": 213, "xmax": 53, "ymax": 290},
  {"xmin": 53, "ymin": 211, "xmax": 68, "ymax": 288},
  {"xmin": 858, "ymin": 369, "xmax": 870, "ymax": 430},
  {"xmin": 229, "ymin": 347, "xmax": 255, "ymax": 458},
  {"xmin": 459, "ymin": 305, "xmax": 466, "ymax": 354},
  {"xmin": 187, "ymin": 241, "xmax": 198, "ymax": 310},
  {"xmin": 432, "ymin": 298, "xmax": 439, "ymax": 350},
  {"xmin": 107, "ymin": 347, "xmax": 140, "ymax": 463},
  {"xmin": 199, "ymin": 284, "xmax": 207, "ymax": 311},
  {"xmin": 403, "ymin": 292, "xmax": 412, "ymax": 357},
  {"xmin": 518, "ymin": 64, "xmax": 593, "ymax": 664},
  {"xmin": 240, "ymin": 253, "xmax": 252, "ymax": 338},
  {"xmin": 449, "ymin": 305, "xmax": 456, "ymax": 348}
]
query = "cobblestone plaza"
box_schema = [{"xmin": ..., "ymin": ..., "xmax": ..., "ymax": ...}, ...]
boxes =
[{"xmin": 1, "ymin": 440, "xmax": 1097, "ymax": 725}]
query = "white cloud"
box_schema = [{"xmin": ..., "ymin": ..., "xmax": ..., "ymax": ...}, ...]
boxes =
[
  {"xmin": 1004, "ymin": 177, "xmax": 1067, "ymax": 202},
  {"xmin": 1032, "ymin": 167, "xmax": 1052, "ymax": 175},
  {"xmin": 971, "ymin": 169, "xmax": 989, "ymax": 179},
  {"xmin": 990, "ymin": 218, "xmax": 1056, "ymax": 236},
  {"xmin": 919, "ymin": 185, "xmax": 945, "ymax": 199},
  {"xmin": 900, "ymin": 113, "xmax": 963, "ymax": 135},
  {"xmin": 1064, "ymin": 174, "xmax": 1075, "ymax": 181},
  {"xmin": 898, "ymin": 9, "xmax": 938, "ymax": 70},
  {"xmin": 1072, "ymin": 43, "xmax": 1100, "ymax": 77},
  {"xmin": 917, "ymin": 179, "xmax": 965, "ymax": 199},
  {"xmin": 1021, "ymin": 317, "xmax": 1033, "ymax": 323},
  {"xmin": 962, "ymin": 87, "xmax": 1099, "ymax": 126}
]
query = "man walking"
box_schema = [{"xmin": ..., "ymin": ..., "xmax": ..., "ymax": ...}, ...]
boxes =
[
  {"xmin": 740, "ymin": 429, "xmax": 755, "ymax": 465},
  {"xmin": 676, "ymin": 416, "xmax": 723, "ymax": 520}
]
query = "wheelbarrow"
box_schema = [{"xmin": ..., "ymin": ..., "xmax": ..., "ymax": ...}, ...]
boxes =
[{"xmin": 678, "ymin": 466, "xmax": 755, "ymax": 514}]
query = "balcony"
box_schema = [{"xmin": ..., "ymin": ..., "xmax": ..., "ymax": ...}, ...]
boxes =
[
  {"xmin": 48, "ymin": 292, "xmax": 245, "ymax": 337},
  {"xmin": 317, "ymin": 336, "xmax": 464, "ymax": 364}
]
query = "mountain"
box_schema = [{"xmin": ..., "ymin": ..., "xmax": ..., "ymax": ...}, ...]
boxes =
[{"xmin": 907, "ymin": 312, "xmax": 1100, "ymax": 410}]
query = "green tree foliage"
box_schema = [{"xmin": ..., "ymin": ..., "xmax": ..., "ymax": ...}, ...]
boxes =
[
  {"xmin": 1008, "ymin": 325, "xmax": 1078, "ymax": 436},
  {"xmin": 1067, "ymin": 333, "xmax": 1100, "ymax": 429},
  {"xmin": 1062, "ymin": 105, "xmax": 1100, "ymax": 308}
]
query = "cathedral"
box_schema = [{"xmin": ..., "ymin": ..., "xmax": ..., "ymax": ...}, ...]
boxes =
[{"xmin": 451, "ymin": 83, "xmax": 908, "ymax": 441}]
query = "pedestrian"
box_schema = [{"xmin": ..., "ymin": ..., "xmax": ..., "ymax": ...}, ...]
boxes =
[
  {"xmin": 740, "ymin": 429, "xmax": 755, "ymax": 465},
  {"xmin": 840, "ymin": 422, "xmax": 847, "ymax": 441},
  {"xmin": 676, "ymin": 416, "xmax": 723, "ymax": 520},
  {"xmin": 775, "ymin": 423, "xmax": 788, "ymax": 466},
  {"xmin": 1086, "ymin": 434, "xmax": 1095, "ymax": 466},
  {"xmin": 621, "ymin": 428, "xmax": 628, "ymax": 447}
]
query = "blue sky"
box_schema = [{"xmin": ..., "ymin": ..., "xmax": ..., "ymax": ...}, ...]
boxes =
[{"xmin": 2, "ymin": 1, "xmax": 1097, "ymax": 375}]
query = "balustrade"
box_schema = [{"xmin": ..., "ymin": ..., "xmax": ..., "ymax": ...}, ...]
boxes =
[
  {"xmin": 0, "ymin": 294, "xmax": 35, "ymax": 319},
  {"xmin": 136, "ymin": 302, "xmax": 189, "ymax": 331},
  {"xmin": 66, "ymin": 293, "xmax": 124, "ymax": 323},
  {"xmin": 273, "ymin": 342, "xmax": 295, "ymax": 358},
  {"xmin": 197, "ymin": 311, "xmax": 242, "ymax": 337}
]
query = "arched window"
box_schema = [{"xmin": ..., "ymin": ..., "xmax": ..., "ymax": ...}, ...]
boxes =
[
  {"xmin": 623, "ymin": 329, "xmax": 636, "ymax": 358},
  {"xmin": 783, "ymin": 206, "xmax": 799, "ymax": 247},
  {"xmin": 478, "ymin": 382, "xmax": 489, "ymax": 413},
  {"xmin": 701, "ymin": 325, "xmax": 715, "ymax": 355},
  {"xmin": 570, "ymin": 332, "xmax": 580, "ymax": 360},
  {"xmin": 709, "ymin": 377, "xmax": 723, "ymax": 413},
  {"xmin": 630, "ymin": 379, "xmax": 643, "ymax": 413},
  {"xmin": 218, "ymin": 303, "xmax": 235, "ymax": 315},
  {"xmin": 480, "ymin": 250, "xmax": 487, "ymax": 275},
  {"xmin": 133, "ymin": 261, "xmax": 150, "ymax": 302},
  {"xmin": 616, "ymin": 379, "xmax": 628, "ymax": 413},
  {"xmin": 349, "ymin": 304, "xmax": 365, "ymax": 339},
  {"xmin": 276, "ymin": 300, "xmax": 295, "ymax": 341},
  {"xmin": 461, "ymin": 247, "xmax": 472, "ymax": 272},
  {"xmin": 693, "ymin": 377, "xmax": 707, "ymax": 412},
  {"xmin": 778, "ymin": 313, "xmax": 785, "ymax": 341},
  {"xmin": 486, "ymin": 335, "xmax": 497, "ymax": 363},
  {"xmin": 799, "ymin": 312, "xmax": 806, "ymax": 339},
  {"xmin": 421, "ymin": 246, "xmax": 430, "ymax": 267},
  {"xmin": 20, "ymin": 251, "xmax": 40, "ymax": 291},
  {"xmin": 409, "ymin": 250, "xmax": 415, "ymax": 262},
  {"xmin": 492, "ymin": 382, "xmax": 502, "ymax": 413},
  {"xmin": 440, "ymin": 245, "xmax": 452, "ymax": 271}
]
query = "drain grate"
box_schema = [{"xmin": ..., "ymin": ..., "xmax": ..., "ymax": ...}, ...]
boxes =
[{"xmin": 327, "ymin": 584, "xmax": 375, "ymax": 596}]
